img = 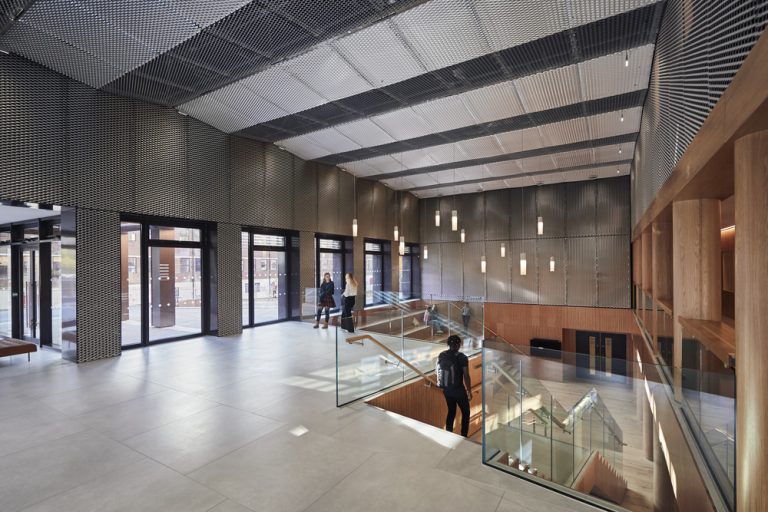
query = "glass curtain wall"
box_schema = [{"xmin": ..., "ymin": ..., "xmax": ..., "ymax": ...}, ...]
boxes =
[
  {"xmin": 0, "ymin": 232, "xmax": 10, "ymax": 336},
  {"xmin": 316, "ymin": 236, "xmax": 353, "ymax": 312},
  {"xmin": 242, "ymin": 230, "xmax": 292, "ymax": 327},
  {"xmin": 364, "ymin": 240, "xmax": 390, "ymax": 306},
  {"xmin": 399, "ymin": 243, "xmax": 421, "ymax": 300},
  {"xmin": 120, "ymin": 219, "xmax": 206, "ymax": 346},
  {"xmin": 0, "ymin": 216, "xmax": 61, "ymax": 347}
]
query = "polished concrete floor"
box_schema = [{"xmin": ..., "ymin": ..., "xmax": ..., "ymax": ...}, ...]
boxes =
[{"xmin": 0, "ymin": 322, "xmax": 599, "ymax": 512}]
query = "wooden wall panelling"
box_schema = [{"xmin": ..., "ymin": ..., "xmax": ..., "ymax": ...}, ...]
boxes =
[
  {"xmin": 366, "ymin": 355, "xmax": 484, "ymax": 438},
  {"xmin": 672, "ymin": 199, "xmax": 722, "ymax": 370}
]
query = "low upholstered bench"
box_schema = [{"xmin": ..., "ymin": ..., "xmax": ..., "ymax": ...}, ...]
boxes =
[{"xmin": 0, "ymin": 337, "xmax": 37, "ymax": 362}]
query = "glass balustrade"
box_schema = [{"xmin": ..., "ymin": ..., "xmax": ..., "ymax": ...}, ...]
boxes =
[
  {"xmin": 336, "ymin": 295, "xmax": 483, "ymax": 407},
  {"xmin": 679, "ymin": 326, "xmax": 736, "ymax": 497}
]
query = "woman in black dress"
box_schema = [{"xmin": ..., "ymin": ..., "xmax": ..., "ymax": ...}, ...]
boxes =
[{"xmin": 314, "ymin": 272, "xmax": 335, "ymax": 329}]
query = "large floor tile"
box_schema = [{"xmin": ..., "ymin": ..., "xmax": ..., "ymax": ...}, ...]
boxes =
[
  {"xmin": 331, "ymin": 408, "xmax": 460, "ymax": 467},
  {"xmin": 251, "ymin": 388, "xmax": 363, "ymax": 435},
  {"xmin": 75, "ymin": 388, "xmax": 218, "ymax": 441},
  {"xmin": 189, "ymin": 428, "xmax": 373, "ymax": 512},
  {"xmin": 207, "ymin": 500, "xmax": 256, "ymax": 512},
  {"xmin": 0, "ymin": 405, "xmax": 88, "ymax": 457},
  {"xmin": 37, "ymin": 375, "xmax": 168, "ymax": 415},
  {"xmin": 0, "ymin": 430, "xmax": 145, "ymax": 512},
  {"xmin": 19, "ymin": 458, "xmax": 225, "ymax": 512},
  {"xmin": 123, "ymin": 405, "xmax": 282, "ymax": 474},
  {"xmin": 304, "ymin": 452, "xmax": 503, "ymax": 512}
]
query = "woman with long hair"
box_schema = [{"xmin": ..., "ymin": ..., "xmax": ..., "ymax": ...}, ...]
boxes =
[
  {"xmin": 314, "ymin": 272, "xmax": 335, "ymax": 329},
  {"xmin": 342, "ymin": 272, "xmax": 358, "ymax": 319}
]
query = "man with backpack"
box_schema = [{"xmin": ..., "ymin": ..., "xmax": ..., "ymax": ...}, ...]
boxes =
[{"xmin": 436, "ymin": 335, "xmax": 472, "ymax": 437}]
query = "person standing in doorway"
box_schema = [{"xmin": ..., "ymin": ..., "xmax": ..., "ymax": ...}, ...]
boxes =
[
  {"xmin": 436, "ymin": 334, "xmax": 472, "ymax": 437},
  {"xmin": 342, "ymin": 272, "xmax": 358, "ymax": 319},
  {"xmin": 314, "ymin": 273, "xmax": 335, "ymax": 329},
  {"xmin": 461, "ymin": 302, "xmax": 471, "ymax": 330}
]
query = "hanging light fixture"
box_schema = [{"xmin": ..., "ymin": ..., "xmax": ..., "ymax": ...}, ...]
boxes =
[
  {"xmin": 399, "ymin": 236, "xmax": 405, "ymax": 256},
  {"xmin": 537, "ymin": 216, "xmax": 543, "ymax": 235},
  {"xmin": 619, "ymin": 146, "xmax": 623, "ymax": 155},
  {"xmin": 423, "ymin": 245, "xmax": 428, "ymax": 259},
  {"xmin": 435, "ymin": 209, "xmax": 440, "ymax": 227},
  {"xmin": 352, "ymin": 173, "xmax": 358, "ymax": 237},
  {"xmin": 500, "ymin": 242, "xmax": 506, "ymax": 258},
  {"xmin": 460, "ymin": 229, "xmax": 466, "ymax": 243},
  {"xmin": 520, "ymin": 252, "xmax": 527, "ymax": 276},
  {"xmin": 481, "ymin": 255, "xmax": 487, "ymax": 274},
  {"xmin": 393, "ymin": 224, "xmax": 398, "ymax": 241},
  {"xmin": 620, "ymin": 111, "xmax": 624, "ymax": 123},
  {"xmin": 624, "ymin": 51, "xmax": 629, "ymax": 67},
  {"xmin": 451, "ymin": 147, "xmax": 458, "ymax": 231},
  {"xmin": 550, "ymin": 257, "xmax": 555, "ymax": 272}
]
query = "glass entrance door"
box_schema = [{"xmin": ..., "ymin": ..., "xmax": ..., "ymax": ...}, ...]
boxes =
[
  {"xmin": 242, "ymin": 230, "xmax": 292, "ymax": 327},
  {"xmin": 22, "ymin": 248, "xmax": 40, "ymax": 340}
]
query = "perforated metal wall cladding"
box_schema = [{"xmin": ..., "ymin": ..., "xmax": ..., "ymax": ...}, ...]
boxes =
[
  {"xmin": 76, "ymin": 209, "xmax": 122, "ymax": 363},
  {"xmin": 632, "ymin": 0, "xmax": 768, "ymax": 226},
  {"xmin": 217, "ymin": 223, "xmax": 244, "ymax": 337},
  {"xmin": 420, "ymin": 177, "xmax": 631, "ymax": 308}
]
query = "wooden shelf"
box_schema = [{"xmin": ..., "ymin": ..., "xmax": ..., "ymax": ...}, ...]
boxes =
[{"xmin": 678, "ymin": 317, "xmax": 736, "ymax": 369}]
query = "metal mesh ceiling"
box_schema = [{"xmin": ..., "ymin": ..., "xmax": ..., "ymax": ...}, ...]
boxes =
[{"xmin": 0, "ymin": 0, "xmax": 667, "ymax": 193}]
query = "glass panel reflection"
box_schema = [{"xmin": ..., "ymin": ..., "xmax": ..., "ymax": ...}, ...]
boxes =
[
  {"xmin": 148, "ymin": 246, "xmax": 202, "ymax": 341},
  {"xmin": 121, "ymin": 222, "xmax": 142, "ymax": 346},
  {"xmin": 0, "ymin": 244, "xmax": 10, "ymax": 336}
]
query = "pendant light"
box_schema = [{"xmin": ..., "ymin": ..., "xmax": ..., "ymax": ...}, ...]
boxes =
[
  {"xmin": 520, "ymin": 253, "xmax": 527, "ymax": 276},
  {"xmin": 423, "ymin": 245, "xmax": 428, "ymax": 260},
  {"xmin": 352, "ymin": 172, "xmax": 358, "ymax": 237},
  {"xmin": 500, "ymin": 242, "xmax": 506, "ymax": 258},
  {"xmin": 393, "ymin": 224, "xmax": 399, "ymax": 241},
  {"xmin": 435, "ymin": 209, "xmax": 440, "ymax": 227},
  {"xmin": 620, "ymin": 111, "xmax": 624, "ymax": 123},
  {"xmin": 399, "ymin": 236, "xmax": 405, "ymax": 256},
  {"xmin": 481, "ymin": 255, "xmax": 486, "ymax": 274},
  {"xmin": 460, "ymin": 228, "xmax": 466, "ymax": 243},
  {"xmin": 451, "ymin": 148, "xmax": 458, "ymax": 231},
  {"xmin": 537, "ymin": 216, "xmax": 543, "ymax": 235},
  {"xmin": 550, "ymin": 256, "xmax": 555, "ymax": 272},
  {"xmin": 624, "ymin": 51, "xmax": 629, "ymax": 67}
]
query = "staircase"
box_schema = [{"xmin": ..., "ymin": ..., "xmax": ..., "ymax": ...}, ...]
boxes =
[{"xmin": 572, "ymin": 451, "xmax": 628, "ymax": 505}]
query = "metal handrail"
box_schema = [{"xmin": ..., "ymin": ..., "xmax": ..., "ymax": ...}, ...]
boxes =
[{"xmin": 346, "ymin": 333, "xmax": 437, "ymax": 388}]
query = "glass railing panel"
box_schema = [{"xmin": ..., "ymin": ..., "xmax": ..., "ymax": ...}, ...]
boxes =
[
  {"xmin": 679, "ymin": 326, "xmax": 736, "ymax": 492},
  {"xmin": 336, "ymin": 325, "xmax": 406, "ymax": 406},
  {"xmin": 484, "ymin": 342, "xmax": 644, "ymax": 510}
]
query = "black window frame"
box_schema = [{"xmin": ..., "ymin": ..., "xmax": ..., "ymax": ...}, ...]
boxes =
[
  {"xmin": 120, "ymin": 214, "xmax": 211, "ymax": 348},
  {"xmin": 241, "ymin": 226, "xmax": 298, "ymax": 328},
  {"xmin": 363, "ymin": 237, "xmax": 391, "ymax": 307},
  {"xmin": 315, "ymin": 233, "xmax": 353, "ymax": 314}
]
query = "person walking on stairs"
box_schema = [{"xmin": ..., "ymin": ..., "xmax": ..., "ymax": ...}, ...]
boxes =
[{"xmin": 436, "ymin": 335, "xmax": 472, "ymax": 437}]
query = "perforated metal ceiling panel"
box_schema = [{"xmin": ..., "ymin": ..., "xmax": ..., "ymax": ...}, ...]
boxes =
[{"xmin": 231, "ymin": 2, "xmax": 663, "ymax": 142}]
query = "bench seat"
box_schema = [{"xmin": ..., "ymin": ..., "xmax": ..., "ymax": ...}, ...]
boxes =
[{"xmin": 0, "ymin": 337, "xmax": 37, "ymax": 361}]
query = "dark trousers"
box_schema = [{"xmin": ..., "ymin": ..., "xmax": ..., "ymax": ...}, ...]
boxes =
[
  {"xmin": 445, "ymin": 392, "xmax": 470, "ymax": 437},
  {"xmin": 342, "ymin": 296, "xmax": 355, "ymax": 318},
  {"xmin": 316, "ymin": 307, "xmax": 330, "ymax": 322},
  {"xmin": 462, "ymin": 315, "xmax": 470, "ymax": 329}
]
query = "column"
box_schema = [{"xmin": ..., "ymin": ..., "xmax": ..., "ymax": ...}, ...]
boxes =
[
  {"xmin": 652, "ymin": 221, "xmax": 673, "ymax": 302},
  {"xmin": 734, "ymin": 130, "xmax": 768, "ymax": 511},
  {"xmin": 672, "ymin": 199, "xmax": 721, "ymax": 371},
  {"xmin": 642, "ymin": 391, "xmax": 654, "ymax": 461}
]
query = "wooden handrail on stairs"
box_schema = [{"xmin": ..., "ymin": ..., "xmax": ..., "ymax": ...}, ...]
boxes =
[{"xmin": 346, "ymin": 334, "xmax": 438, "ymax": 387}]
